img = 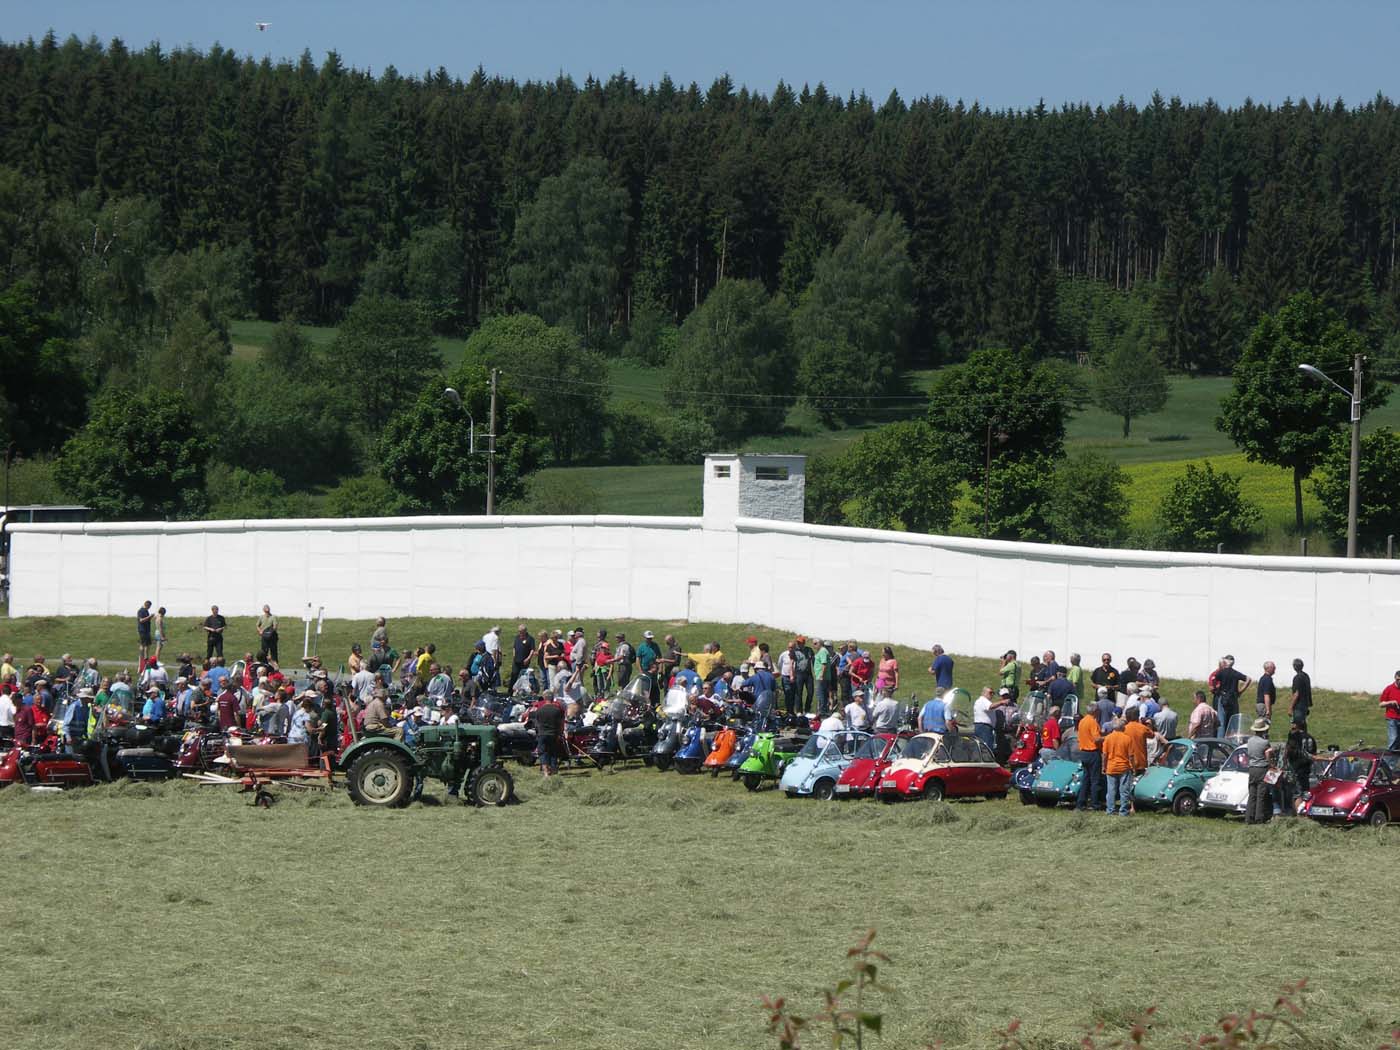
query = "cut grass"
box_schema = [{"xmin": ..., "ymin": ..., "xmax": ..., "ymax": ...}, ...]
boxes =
[
  {"xmin": 2, "ymin": 752, "xmax": 1395, "ymax": 1049},
  {"xmin": 4, "ymin": 615, "xmax": 1391, "ymax": 1048}
]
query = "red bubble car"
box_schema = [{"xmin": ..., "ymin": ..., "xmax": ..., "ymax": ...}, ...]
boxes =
[
  {"xmin": 1298, "ymin": 750, "xmax": 1400, "ymax": 827},
  {"xmin": 875, "ymin": 731, "xmax": 1011, "ymax": 803},
  {"xmin": 834, "ymin": 731, "xmax": 915, "ymax": 798}
]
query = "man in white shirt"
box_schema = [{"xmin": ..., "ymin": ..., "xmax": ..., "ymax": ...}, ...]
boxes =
[
  {"xmin": 351, "ymin": 664, "xmax": 377, "ymax": 705},
  {"xmin": 0, "ymin": 690, "xmax": 15, "ymax": 738},
  {"xmin": 482, "ymin": 626, "xmax": 501, "ymax": 659},
  {"xmin": 972, "ymin": 687, "xmax": 996, "ymax": 752},
  {"xmin": 870, "ymin": 693, "xmax": 901, "ymax": 732},
  {"xmin": 844, "ymin": 695, "xmax": 870, "ymax": 730},
  {"xmin": 818, "ymin": 709, "xmax": 845, "ymax": 735}
]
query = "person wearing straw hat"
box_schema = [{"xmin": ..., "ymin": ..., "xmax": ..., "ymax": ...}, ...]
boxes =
[{"xmin": 1245, "ymin": 717, "xmax": 1277, "ymax": 825}]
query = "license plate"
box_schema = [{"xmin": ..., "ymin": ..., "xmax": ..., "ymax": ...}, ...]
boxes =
[
  {"xmin": 880, "ymin": 780, "xmax": 896, "ymax": 789},
  {"xmin": 835, "ymin": 784, "xmax": 851, "ymax": 794},
  {"xmin": 1311, "ymin": 805, "xmax": 1334, "ymax": 816},
  {"xmin": 1205, "ymin": 793, "xmax": 1225, "ymax": 802},
  {"xmin": 1035, "ymin": 780, "xmax": 1053, "ymax": 789}
]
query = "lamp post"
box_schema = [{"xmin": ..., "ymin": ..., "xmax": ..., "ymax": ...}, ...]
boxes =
[
  {"xmin": 1298, "ymin": 356, "xmax": 1362, "ymax": 558},
  {"xmin": 443, "ymin": 374, "xmax": 498, "ymax": 514}
]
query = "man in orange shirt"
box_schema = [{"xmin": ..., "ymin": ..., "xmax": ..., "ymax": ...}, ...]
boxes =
[
  {"xmin": 1102, "ymin": 720, "xmax": 1134, "ymax": 815},
  {"xmin": 1074, "ymin": 709, "xmax": 1104, "ymax": 811}
]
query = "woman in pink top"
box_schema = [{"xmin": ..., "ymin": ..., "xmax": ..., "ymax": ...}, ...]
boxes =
[{"xmin": 875, "ymin": 646, "xmax": 899, "ymax": 697}]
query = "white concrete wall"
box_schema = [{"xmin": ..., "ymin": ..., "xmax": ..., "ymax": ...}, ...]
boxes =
[{"xmin": 9, "ymin": 515, "xmax": 1400, "ymax": 692}]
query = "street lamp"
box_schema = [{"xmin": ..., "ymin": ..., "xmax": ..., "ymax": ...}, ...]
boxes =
[
  {"xmin": 1298, "ymin": 358, "xmax": 1362, "ymax": 558},
  {"xmin": 443, "ymin": 374, "xmax": 499, "ymax": 515},
  {"xmin": 441, "ymin": 388, "xmax": 476, "ymax": 454}
]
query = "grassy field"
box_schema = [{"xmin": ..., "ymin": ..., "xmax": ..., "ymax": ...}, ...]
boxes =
[
  {"xmin": 3, "ymin": 746, "xmax": 1398, "ymax": 1049},
  {"xmin": 221, "ymin": 321, "xmax": 1400, "ymax": 552},
  {"xmin": 4, "ymin": 616, "xmax": 1385, "ymax": 746},
  {"xmin": 4, "ymin": 614, "xmax": 1393, "ymax": 1048},
  {"xmin": 228, "ymin": 319, "xmax": 472, "ymax": 369}
]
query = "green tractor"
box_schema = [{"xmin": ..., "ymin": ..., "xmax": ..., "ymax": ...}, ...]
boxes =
[{"xmin": 341, "ymin": 723, "xmax": 515, "ymax": 808}]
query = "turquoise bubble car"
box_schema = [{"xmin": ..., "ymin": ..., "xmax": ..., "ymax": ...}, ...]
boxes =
[{"xmin": 1131, "ymin": 737, "xmax": 1234, "ymax": 816}]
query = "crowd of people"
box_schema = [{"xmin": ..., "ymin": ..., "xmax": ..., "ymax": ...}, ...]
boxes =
[{"xmin": 3, "ymin": 602, "xmax": 1399, "ymax": 824}]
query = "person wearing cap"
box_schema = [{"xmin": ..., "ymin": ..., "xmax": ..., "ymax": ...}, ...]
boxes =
[
  {"xmin": 1379, "ymin": 670, "xmax": 1400, "ymax": 751},
  {"xmin": 141, "ymin": 686, "xmax": 167, "ymax": 724},
  {"xmin": 1046, "ymin": 665, "xmax": 1074, "ymax": 708},
  {"xmin": 745, "ymin": 636, "xmax": 761, "ymax": 667},
  {"xmin": 637, "ymin": 631, "xmax": 661, "ymax": 694},
  {"xmin": 1279, "ymin": 717, "xmax": 1317, "ymax": 813},
  {"xmin": 745, "ymin": 661, "xmax": 778, "ymax": 730},
  {"xmin": 361, "ymin": 689, "xmax": 400, "ymax": 739},
  {"xmin": 847, "ymin": 649, "xmax": 874, "ymax": 701},
  {"xmin": 482, "ymin": 626, "xmax": 502, "ymax": 659},
  {"xmin": 62, "ymin": 688, "xmax": 92, "ymax": 750},
  {"xmin": 1244, "ymin": 717, "xmax": 1277, "ymax": 824}
]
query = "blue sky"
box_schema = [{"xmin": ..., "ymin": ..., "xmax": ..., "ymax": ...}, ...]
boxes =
[{"xmin": 5, "ymin": 0, "xmax": 1395, "ymax": 110}]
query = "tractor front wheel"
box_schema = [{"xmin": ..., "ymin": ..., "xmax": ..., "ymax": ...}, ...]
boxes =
[
  {"xmin": 346, "ymin": 748, "xmax": 415, "ymax": 808},
  {"xmin": 468, "ymin": 765, "xmax": 515, "ymax": 807}
]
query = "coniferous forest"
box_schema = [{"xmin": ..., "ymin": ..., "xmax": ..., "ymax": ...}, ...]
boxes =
[{"xmin": 3, "ymin": 33, "xmax": 1400, "ymax": 538}]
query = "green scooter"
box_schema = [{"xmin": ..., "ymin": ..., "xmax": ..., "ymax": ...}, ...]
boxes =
[{"xmin": 737, "ymin": 729, "xmax": 806, "ymax": 791}]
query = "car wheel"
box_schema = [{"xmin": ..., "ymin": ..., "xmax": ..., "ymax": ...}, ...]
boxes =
[
  {"xmin": 812, "ymin": 778, "xmax": 836, "ymax": 801},
  {"xmin": 1369, "ymin": 806, "xmax": 1389, "ymax": 828},
  {"xmin": 1171, "ymin": 790, "xmax": 1199, "ymax": 817},
  {"xmin": 742, "ymin": 773, "xmax": 762, "ymax": 792},
  {"xmin": 923, "ymin": 779, "xmax": 945, "ymax": 802},
  {"xmin": 1019, "ymin": 789, "xmax": 1035, "ymax": 806}
]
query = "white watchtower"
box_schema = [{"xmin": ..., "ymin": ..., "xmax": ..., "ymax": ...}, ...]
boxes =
[{"xmin": 702, "ymin": 453, "xmax": 806, "ymax": 529}]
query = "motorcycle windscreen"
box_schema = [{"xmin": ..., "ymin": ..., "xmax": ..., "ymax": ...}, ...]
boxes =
[
  {"xmin": 1019, "ymin": 693, "xmax": 1049, "ymax": 727},
  {"xmin": 663, "ymin": 687, "xmax": 689, "ymax": 716},
  {"xmin": 616, "ymin": 676, "xmax": 652, "ymax": 706},
  {"xmin": 1224, "ymin": 714, "xmax": 1250, "ymax": 743},
  {"xmin": 942, "ymin": 687, "xmax": 972, "ymax": 726}
]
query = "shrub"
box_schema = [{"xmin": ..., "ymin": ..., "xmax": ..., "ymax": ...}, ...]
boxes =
[{"xmin": 1155, "ymin": 461, "xmax": 1262, "ymax": 552}]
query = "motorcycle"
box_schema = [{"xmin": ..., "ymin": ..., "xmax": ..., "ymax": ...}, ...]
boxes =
[
  {"xmin": 85, "ymin": 723, "xmax": 180, "ymax": 782},
  {"xmin": 0, "ymin": 720, "xmax": 93, "ymax": 790}
]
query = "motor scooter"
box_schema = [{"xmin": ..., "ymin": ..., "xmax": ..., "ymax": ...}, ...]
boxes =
[
  {"xmin": 736, "ymin": 723, "xmax": 811, "ymax": 791},
  {"xmin": 651, "ymin": 686, "xmax": 690, "ymax": 772},
  {"xmin": 672, "ymin": 716, "xmax": 710, "ymax": 774},
  {"xmin": 702, "ymin": 724, "xmax": 739, "ymax": 776}
]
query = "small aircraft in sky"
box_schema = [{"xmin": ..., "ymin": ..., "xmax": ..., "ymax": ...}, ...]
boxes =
[{"xmin": 255, "ymin": 21, "xmax": 271, "ymax": 32}]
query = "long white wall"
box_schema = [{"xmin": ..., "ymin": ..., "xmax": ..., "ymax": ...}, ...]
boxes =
[{"xmin": 9, "ymin": 515, "xmax": 1400, "ymax": 693}]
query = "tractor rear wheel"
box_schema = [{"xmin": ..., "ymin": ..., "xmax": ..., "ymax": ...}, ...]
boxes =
[
  {"xmin": 346, "ymin": 748, "xmax": 414, "ymax": 808},
  {"xmin": 468, "ymin": 765, "xmax": 515, "ymax": 807}
]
